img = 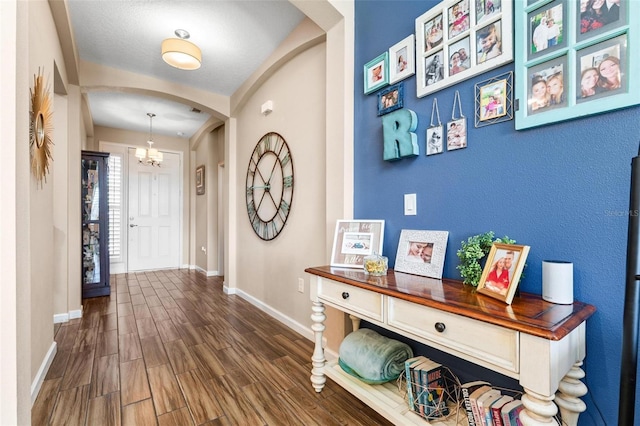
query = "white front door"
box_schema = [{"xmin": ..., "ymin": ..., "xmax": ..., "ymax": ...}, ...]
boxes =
[{"xmin": 128, "ymin": 149, "xmax": 181, "ymax": 271}]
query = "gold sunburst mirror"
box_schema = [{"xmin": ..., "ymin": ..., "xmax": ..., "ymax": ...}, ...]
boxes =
[{"xmin": 29, "ymin": 68, "xmax": 53, "ymax": 186}]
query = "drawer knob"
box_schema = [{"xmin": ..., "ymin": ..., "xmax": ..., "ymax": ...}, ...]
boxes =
[
  {"xmin": 341, "ymin": 292, "xmax": 350, "ymax": 300},
  {"xmin": 434, "ymin": 322, "xmax": 446, "ymax": 333}
]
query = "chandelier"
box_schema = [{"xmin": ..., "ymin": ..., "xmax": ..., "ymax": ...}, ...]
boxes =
[{"xmin": 135, "ymin": 113, "xmax": 163, "ymax": 166}]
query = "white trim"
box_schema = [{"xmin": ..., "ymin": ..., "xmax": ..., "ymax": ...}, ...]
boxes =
[
  {"xmin": 206, "ymin": 270, "xmax": 219, "ymax": 277},
  {"xmin": 31, "ymin": 342, "xmax": 57, "ymax": 406},
  {"xmin": 235, "ymin": 288, "xmax": 314, "ymax": 342},
  {"xmin": 223, "ymin": 283, "xmax": 236, "ymax": 295},
  {"xmin": 53, "ymin": 307, "xmax": 82, "ymax": 324},
  {"xmin": 53, "ymin": 313, "xmax": 68, "ymax": 324}
]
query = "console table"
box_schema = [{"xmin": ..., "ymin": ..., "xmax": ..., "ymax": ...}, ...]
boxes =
[{"xmin": 306, "ymin": 266, "xmax": 596, "ymax": 426}]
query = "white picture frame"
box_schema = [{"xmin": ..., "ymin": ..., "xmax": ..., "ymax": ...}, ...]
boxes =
[
  {"xmin": 330, "ymin": 220, "xmax": 385, "ymax": 268},
  {"xmin": 389, "ymin": 34, "xmax": 416, "ymax": 84},
  {"xmin": 394, "ymin": 230, "xmax": 449, "ymax": 279},
  {"xmin": 415, "ymin": 0, "xmax": 513, "ymax": 98}
]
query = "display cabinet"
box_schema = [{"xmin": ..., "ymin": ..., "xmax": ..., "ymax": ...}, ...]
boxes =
[{"xmin": 81, "ymin": 151, "xmax": 110, "ymax": 298}]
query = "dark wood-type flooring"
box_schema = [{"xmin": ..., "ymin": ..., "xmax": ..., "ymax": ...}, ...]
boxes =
[{"xmin": 32, "ymin": 269, "xmax": 393, "ymax": 425}]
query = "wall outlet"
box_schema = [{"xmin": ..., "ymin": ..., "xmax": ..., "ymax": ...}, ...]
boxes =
[{"xmin": 298, "ymin": 278, "xmax": 304, "ymax": 293}]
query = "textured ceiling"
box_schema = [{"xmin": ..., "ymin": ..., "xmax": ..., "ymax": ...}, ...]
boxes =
[{"xmin": 67, "ymin": 0, "xmax": 305, "ymax": 138}]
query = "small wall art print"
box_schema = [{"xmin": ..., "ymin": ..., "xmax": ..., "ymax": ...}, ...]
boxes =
[
  {"xmin": 196, "ymin": 165, "xmax": 205, "ymax": 195},
  {"xmin": 475, "ymin": 71, "xmax": 514, "ymax": 127},
  {"xmin": 515, "ymin": 0, "xmax": 639, "ymax": 130},
  {"xmin": 364, "ymin": 52, "xmax": 389, "ymax": 95},
  {"xmin": 394, "ymin": 230, "xmax": 449, "ymax": 279},
  {"xmin": 389, "ymin": 35, "xmax": 416, "ymax": 84},
  {"xmin": 377, "ymin": 83, "xmax": 404, "ymax": 116},
  {"xmin": 415, "ymin": 0, "xmax": 513, "ymax": 98},
  {"xmin": 330, "ymin": 220, "xmax": 385, "ymax": 268},
  {"xmin": 477, "ymin": 243, "xmax": 530, "ymax": 305}
]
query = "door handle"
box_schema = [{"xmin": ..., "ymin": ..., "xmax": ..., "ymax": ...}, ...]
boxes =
[{"xmin": 129, "ymin": 224, "xmax": 138, "ymax": 228}]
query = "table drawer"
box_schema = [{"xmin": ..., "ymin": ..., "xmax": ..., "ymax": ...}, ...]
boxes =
[
  {"xmin": 388, "ymin": 298, "xmax": 519, "ymax": 373},
  {"xmin": 318, "ymin": 279, "xmax": 384, "ymax": 322}
]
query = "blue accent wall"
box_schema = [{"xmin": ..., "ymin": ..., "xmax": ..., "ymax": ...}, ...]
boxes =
[{"xmin": 354, "ymin": 1, "xmax": 640, "ymax": 424}]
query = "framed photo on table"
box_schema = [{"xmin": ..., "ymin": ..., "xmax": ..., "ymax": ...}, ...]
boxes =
[
  {"xmin": 515, "ymin": 0, "xmax": 639, "ymax": 130},
  {"xmin": 477, "ymin": 243, "xmax": 530, "ymax": 305},
  {"xmin": 330, "ymin": 220, "xmax": 385, "ymax": 268},
  {"xmin": 415, "ymin": 0, "xmax": 513, "ymax": 97},
  {"xmin": 394, "ymin": 230, "xmax": 449, "ymax": 279}
]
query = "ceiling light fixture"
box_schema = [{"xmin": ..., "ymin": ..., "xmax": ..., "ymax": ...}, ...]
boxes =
[
  {"xmin": 162, "ymin": 29, "xmax": 201, "ymax": 70},
  {"xmin": 135, "ymin": 113, "xmax": 163, "ymax": 166}
]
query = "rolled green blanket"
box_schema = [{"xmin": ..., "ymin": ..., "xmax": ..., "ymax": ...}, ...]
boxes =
[{"xmin": 338, "ymin": 328, "xmax": 413, "ymax": 384}]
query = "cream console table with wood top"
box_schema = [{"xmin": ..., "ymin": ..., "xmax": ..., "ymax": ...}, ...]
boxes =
[{"xmin": 305, "ymin": 266, "xmax": 596, "ymax": 426}]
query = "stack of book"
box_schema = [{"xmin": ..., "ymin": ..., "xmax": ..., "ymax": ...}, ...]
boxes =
[
  {"xmin": 404, "ymin": 356, "xmax": 450, "ymax": 419},
  {"xmin": 460, "ymin": 381, "xmax": 524, "ymax": 426}
]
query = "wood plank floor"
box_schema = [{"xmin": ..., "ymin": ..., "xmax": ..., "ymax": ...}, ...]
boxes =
[{"xmin": 32, "ymin": 269, "xmax": 393, "ymax": 425}]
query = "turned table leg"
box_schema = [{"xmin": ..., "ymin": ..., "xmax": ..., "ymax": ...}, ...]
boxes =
[
  {"xmin": 310, "ymin": 301, "xmax": 326, "ymax": 392},
  {"xmin": 520, "ymin": 388, "xmax": 558, "ymax": 425},
  {"xmin": 349, "ymin": 314, "xmax": 361, "ymax": 331},
  {"xmin": 554, "ymin": 361, "xmax": 587, "ymax": 426}
]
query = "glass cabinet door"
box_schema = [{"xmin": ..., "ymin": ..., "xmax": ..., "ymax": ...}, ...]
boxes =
[{"xmin": 81, "ymin": 151, "xmax": 110, "ymax": 297}]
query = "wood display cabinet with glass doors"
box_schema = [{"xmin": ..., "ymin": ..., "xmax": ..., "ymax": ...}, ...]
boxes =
[{"xmin": 81, "ymin": 151, "xmax": 110, "ymax": 298}]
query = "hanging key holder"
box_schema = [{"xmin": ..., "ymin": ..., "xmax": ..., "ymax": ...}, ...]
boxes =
[
  {"xmin": 426, "ymin": 98, "xmax": 443, "ymax": 156},
  {"xmin": 447, "ymin": 90, "xmax": 467, "ymax": 151}
]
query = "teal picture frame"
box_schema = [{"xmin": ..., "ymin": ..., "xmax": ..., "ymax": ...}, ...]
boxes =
[
  {"xmin": 364, "ymin": 52, "xmax": 389, "ymax": 94},
  {"xmin": 515, "ymin": 0, "xmax": 639, "ymax": 130}
]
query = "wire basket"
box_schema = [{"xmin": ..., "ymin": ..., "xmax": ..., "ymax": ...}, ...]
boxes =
[{"xmin": 397, "ymin": 365, "xmax": 464, "ymax": 423}]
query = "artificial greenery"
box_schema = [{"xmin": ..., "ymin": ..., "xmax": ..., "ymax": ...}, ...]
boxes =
[{"xmin": 456, "ymin": 231, "xmax": 516, "ymax": 287}]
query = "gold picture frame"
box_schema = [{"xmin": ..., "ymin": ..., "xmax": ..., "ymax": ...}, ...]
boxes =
[{"xmin": 477, "ymin": 243, "xmax": 530, "ymax": 305}]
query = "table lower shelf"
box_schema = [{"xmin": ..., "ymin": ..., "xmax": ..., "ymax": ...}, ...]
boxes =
[{"xmin": 322, "ymin": 359, "xmax": 467, "ymax": 426}]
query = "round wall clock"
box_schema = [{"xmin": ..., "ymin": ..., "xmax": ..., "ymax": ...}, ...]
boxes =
[
  {"xmin": 245, "ymin": 132, "xmax": 294, "ymax": 240},
  {"xmin": 29, "ymin": 69, "xmax": 54, "ymax": 186}
]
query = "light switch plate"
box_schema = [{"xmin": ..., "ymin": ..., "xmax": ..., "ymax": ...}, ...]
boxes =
[{"xmin": 404, "ymin": 193, "xmax": 417, "ymax": 215}]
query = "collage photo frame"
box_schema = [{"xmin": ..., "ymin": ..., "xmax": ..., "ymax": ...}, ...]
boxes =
[
  {"xmin": 515, "ymin": 0, "xmax": 639, "ymax": 130},
  {"xmin": 415, "ymin": 0, "xmax": 514, "ymax": 98}
]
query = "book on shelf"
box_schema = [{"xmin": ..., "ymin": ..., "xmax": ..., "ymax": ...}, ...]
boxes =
[
  {"xmin": 404, "ymin": 356, "xmax": 426, "ymax": 411},
  {"xmin": 489, "ymin": 395, "xmax": 514, "ymax": 426},
  {"xmin": 460, "ymin": 381, "xmax": 491, "ymax": 426},
  {"xmin": 475, "ymin": 389, "xmax": 501, "ymax": 426},
  {"xmin": 407, "ymin": 357, "xmax": 449, "ymax": 418},
  {"xmin": 469, "ymin": 385, "xmax": 493, "ymax": 426},
  {"xmin": 500, "ymin": 399, "xmax": 524, "ymax": 426}
]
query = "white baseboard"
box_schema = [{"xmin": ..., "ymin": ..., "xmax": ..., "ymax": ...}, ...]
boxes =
[
  {"xmin": 31, "ymin": 341, "xmax": 57, "ymax": 406},
  {"xmin": 54, "ymin": 307, "xmax": 83, "ymax": 324},
  {"xmin": 53, "ymin": 313, "xmax": 68, "ymax": 324},
  {"xmin": 223, "ymin": 283, "xmax": 236, "ymax": 295},
  {"xmin": 235, "ymin": 288, "xmax": 314, "ymax": 342},
  {"xmin": 206, "ymin": 270, "xmax": 219, "ymax": 277}
]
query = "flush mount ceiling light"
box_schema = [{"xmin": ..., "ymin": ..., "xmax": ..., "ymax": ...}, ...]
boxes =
[
  {"xmin": 162, "ymin": 29, "xmax": 201, "ymax": 70},
  {"xmin": 136, "ymin": 113, "xmax": 163, "ymax": 166}
]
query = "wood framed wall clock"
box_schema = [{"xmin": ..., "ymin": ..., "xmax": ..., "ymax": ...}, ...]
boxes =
[
  {"xmin": 245, "ymin": 132, "xmax": 294, "ymax": 240},
  {"xmin": 30, "ymin": 68, "xmax": 54, "ymax": 186}
]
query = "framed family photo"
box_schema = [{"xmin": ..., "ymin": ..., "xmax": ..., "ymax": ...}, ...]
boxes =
[
  {"xmin": 364, "ymin": 52, "xmax": 389, "ymax": 95},
  {"xmin": 330, "ymin": 220, "xmax": 385, "ymax": 268},
  {"xmin": 475, "ymin": 71, "xmax": 514, "ymax": 127},
  {"xmin": 477, "ymin": 243, "xmax": 530, "ymax": 305},
  {"xmin": 377, "ymin": 83, "xmax": 404, "ymax": 116},
  {"xmin": 394, "ymin": 230, "xmax": 449, "ymax": 279},
  {"xmin": 515, "ymin": 0, "xmax": 639, "ymax": 130},
  {"xmin": 415, "ymin": 0, "xmax": 513, "ymax": 98},
  {"xmin": 196, "ymin": 165, "xmax": 205, "ymax": 195},
  {"xmin": 389, "ymin": 35, "xmax": 416, "ymax": 84}
]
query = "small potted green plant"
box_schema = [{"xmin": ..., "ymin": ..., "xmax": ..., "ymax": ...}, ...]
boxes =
[{"xmin": 456, "ymin": 231, "xmax": 516, "ymax": 287}]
